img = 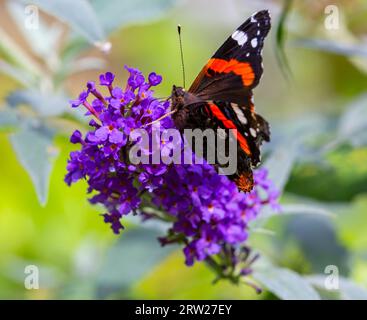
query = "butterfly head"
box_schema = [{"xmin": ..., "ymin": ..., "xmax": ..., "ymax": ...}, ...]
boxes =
[
  {"xmin": 171, "ymin": 85, "xmax": 188, "ymax": 130},
  {"xmin": 171, "ymin": 85, "xmax": 186, "ymax": 108}
]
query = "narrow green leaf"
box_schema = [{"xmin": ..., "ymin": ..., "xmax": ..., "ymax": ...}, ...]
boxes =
[
  {"xmin": 7, "ymin": 89, "xmax": 69, "ymax": 117},
  {"xmin": 275, "ymin": 0, "xmax": 294, "ymax": 80},
  {"xmin": 253, "ymin": 202, "xmax": 336, "ymax": 229},
  {"xmin": 21, "ymin": 0, "xmax": 106, "ymax": 44},
  {"xmin": 307, "ymin": 275, "xmax": 367, "ymax": 300},
  {"xmin": 10, "ymin": 125, "xmax": 58, "ymax": 205},
  {"xmin": 253, "ymin": 264, "xmax": 321, "ymax": 300},
  {"xmin": 280, "ymin": 203, "xmax": 336, "ymax": 218},
  {"xmin": 0, "ymin": 26, "xmax": 42, "ymax": 78},
  {"xmin": 0, "ymin": 60, "xmax": 35, "ymax": 87},
  {"xmin": 334, "ymin": 280, "xmax": 367, "ymax": 300}
]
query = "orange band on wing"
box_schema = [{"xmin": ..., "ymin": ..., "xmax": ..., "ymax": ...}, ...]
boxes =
[
  {"xmin": 206, "ymin": 58, "xmax": 255, "ymax": 86},
  {"xmin": 209, "ymin": 104, "xmax": 251, "ymax": 155}
]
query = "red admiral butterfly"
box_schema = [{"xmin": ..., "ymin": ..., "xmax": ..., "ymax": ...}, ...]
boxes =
[{"xmin": 171, "ymin": 10, "xmax": 271, "ymax": 192}]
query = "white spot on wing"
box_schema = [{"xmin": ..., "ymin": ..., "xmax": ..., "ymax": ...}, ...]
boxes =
[
  {"xmin": 250, "ymin": 128, "xmax": 257, "ymax": 137},
  {"xmin": 231, "ymin": 103, "xmax": 248, "ymax": 125},
  {"xmin": 231, "ymin": 30, "xmax": 248, "ymax": 46},
  {"xmin": 251, "ymin": 38, "xmax": 258, "ymax": 48}
]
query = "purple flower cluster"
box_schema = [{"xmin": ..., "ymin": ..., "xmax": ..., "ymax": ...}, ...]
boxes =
[
  {"xmin": 65, "ymin": 67, "xmax": 280, "ymax": 271},
  {"xmin": 153, "ymin": 164, "xmax": 279, "ymax": 266}
]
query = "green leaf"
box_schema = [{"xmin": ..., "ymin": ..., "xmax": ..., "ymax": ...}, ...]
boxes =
[
  {"xmin": 252, "ymin": 142, "xmax": 298, "ymax": 228},
  {"xmin": 253, "ymin": 202, "xmax": 336, "ymax": 228},
  {"xmin": 307, "ymin": 275, "xmax": 367, "ymax": 300},
  {"xmin": 286, "ymin": 149, "xmax": 367, "ymax": 202},
  {"xmin": 264, "ymin": 142, "xmax": 298, "ymax": 194},
  {"xmin": 22, "ymin": 0, "xmax": 106, "ymax": 44},
  {"xmin": 0, "ymin": 108, "xmax": 18, "ymax": 130},
  {"xmin": 280, "ymin": 203, "xmax": 336, "ymax": 218},
  {"xmin": 320, "ymin": 94, "xmax": 367, "ymax": 152},
  {"xmin": 0, "ymin": 24, "xmax": 41, "ymax": 78},
  {"xmin": 10, "ymin": 125, "xmax": 58, "ymax": 205},
  {"xmin": 271, "ymin": 114, "xmax": 333, "ymax": 148},
  {"xmin": 96, "ymin": 227, "xmax": 175, "ymax": 297},
  {"xmin": 336, "ymin": 280, "xmax": 367, "ymax": 300},
  {"xmin": 275, "ymin": 0, "xmax": 293, "ymax": 80},
  {"xmin": 335, "ymin": 195, "xmax": 367, "ymax": 251},
  {"xmin": 0, "ymin": 60, "xmax": 35, "ymax": 87},
  {"xmin": 253, "ymin": 263, "xmax": 321, "ymax": 300},
  {"xmin": 271, "ymin": 115, "xmax": 335, "ymax": 165},
  {"xmin": 7, "ymin": 89, "xmax": 69, "ymax": 117},
  {"xmin": 338, "ymin": 94, "xmax": 367, "ymax": 147},
  {"xmin": 90, "ymin": 0, "xmax": 178, "ymax": 33},
  {"xmin": 287, "ymin": 215, "xmax": 350, "ymax": 275}
]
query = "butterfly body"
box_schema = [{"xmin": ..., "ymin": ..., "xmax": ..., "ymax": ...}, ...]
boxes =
[{"xmin": 171, "ymin": 10, "xmax": 271, "ymax": 192}]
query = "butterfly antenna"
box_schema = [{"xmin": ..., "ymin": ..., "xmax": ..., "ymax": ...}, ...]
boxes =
[{"xmin": 177, "ymin": 24, "xmax": 186, "ymax": 89}]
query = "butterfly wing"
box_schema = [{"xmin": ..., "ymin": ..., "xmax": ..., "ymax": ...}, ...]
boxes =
[
  {"xmin": 177, "ymin": 10, "xmax": 271, "ymax": 192},
  {"xmin": 190, "ymin": 10, "xmax": 271, "ymax": 158},
  {"xmin": 189, "ymin": 10, "xmax": 271, "ymax": 108},
  {"xmin": 188, "ymin": 11, "xmax": 271, "ymax": 192},
  {"xmin": 206, "ymin": 100, "xmax": 269, "ymax": 166}
]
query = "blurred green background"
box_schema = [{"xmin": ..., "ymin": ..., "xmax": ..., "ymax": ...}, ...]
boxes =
[{"xmin": 0, "ymin": 0, "xmax": 367, "ymax": 299}]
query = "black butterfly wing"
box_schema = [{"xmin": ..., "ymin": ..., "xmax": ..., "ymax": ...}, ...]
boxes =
[
  {"xmin": 189, "ymin": 10, "xmax": 271, "ymax": 108},
  {"xmin": 176, "ymin": 11, "xmax": 271, "ymax": 192},
  {"xmin": 187, "ymin": 11, "xmax": 271, "ymax": 192}
]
